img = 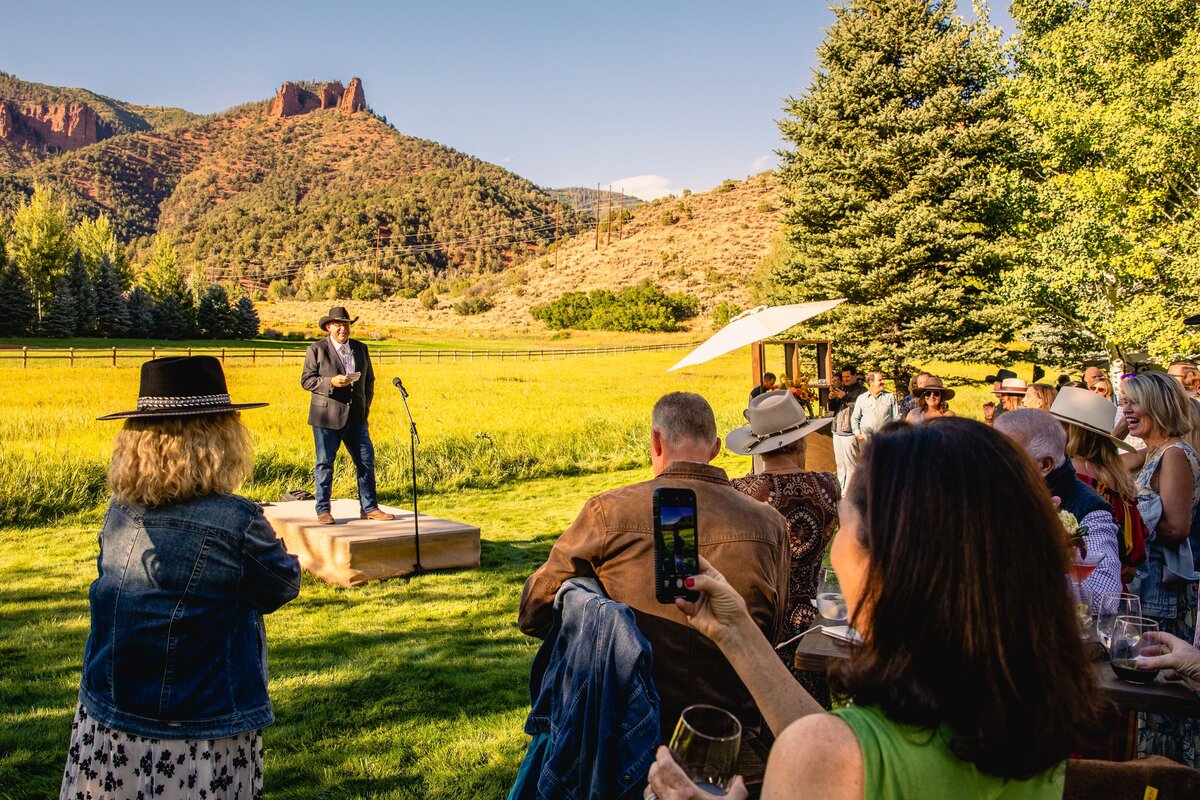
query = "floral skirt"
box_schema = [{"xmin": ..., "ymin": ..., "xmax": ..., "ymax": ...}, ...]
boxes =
[
  {"xmin": 60, "ymin": 703, "xmax": 263, "ymax": 800},
  {"xmin": 1138, "ymin": 581, "xmax": 1199, "ymax": 768}
]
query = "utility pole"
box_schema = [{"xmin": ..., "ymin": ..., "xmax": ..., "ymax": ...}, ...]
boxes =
[
  {"xmin": 606, "ymin": 185, "xmax": 612, "ymax": 246},
  {"xmin": 554, "ymin": 205, "xmax": 560, "ymax": 270},
  {"xmin": 594, "ymin": 182, "xmax": 601, "ymax": 251},
  {"xmin": 618, "ymin": 187, "xmax": 624, "ymax": 240}
]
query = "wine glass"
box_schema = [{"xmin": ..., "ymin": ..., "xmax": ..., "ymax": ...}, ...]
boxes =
[
  {"xmin": 815, "ymin": 567, "xmax": 848, "ymax": 622},
  {"xmin": 1095, "ymin": 593, "xmax": 1140, "ymax": 650},
  {"xmin": 1067, "ymin": 553, "xmax": 1102, "ymax": 630},
  {"xmin": 668, "ymin": 704, "xmax": 742, "ymax": 794},
  {"xmin": 1109, "ymin": 615, "xmax": 1160, "ymax": 684}
]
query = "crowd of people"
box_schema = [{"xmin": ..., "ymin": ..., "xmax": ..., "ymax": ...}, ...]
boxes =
[{"xmin": 56, "ymin": 345, "xmax": 1200, "ymax": 799}]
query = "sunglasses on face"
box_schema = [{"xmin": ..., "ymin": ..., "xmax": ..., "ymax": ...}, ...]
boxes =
[{"xmin": 924, "ymin": 391, "xmax": 942, "ymax": 397}]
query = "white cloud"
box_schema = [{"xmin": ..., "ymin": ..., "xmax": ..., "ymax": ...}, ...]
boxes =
[
  {"xmin": 751, "ymin": 154, "xmax": 775, "ymax": 172},
  {"xmin": 609, "ymin": 174, "xmax": 682, "ymax": 201},
  {"xmin": 501, "ymin": 155, "xmax": 513, "ymax": 164}
]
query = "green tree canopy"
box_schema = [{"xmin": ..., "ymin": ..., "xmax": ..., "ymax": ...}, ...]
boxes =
[
  {"xmin": 72, "ymin": 213, "xmax": 129, "ymax": 289},
  {"xmin": 10, "ymin": 184, "xmax": 75, "ymax": 317},
  {"xmin": 0, "ymin": 238, "xmax": 37, "ymax": 336},
  {"xmin": 1009, "ymin": 0, "xmax": 1200, "ymax": 361},
  {"xmin": 767, "ymin": 0, "xmax": 1027, "ymax": 372},
  {"xmin": 139, "ymin": 235, "xmax": 194, "ymax": 338}
]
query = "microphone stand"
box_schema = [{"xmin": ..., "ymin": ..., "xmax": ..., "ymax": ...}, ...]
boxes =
[{"xmin": 394, "ymin": 378, "xmax": 425, "ymax": 575}]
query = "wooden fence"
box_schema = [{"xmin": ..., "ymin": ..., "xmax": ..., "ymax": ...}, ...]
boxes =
[{"xmin": 0, "ymin": 341, "xmax": 699, "ymax": 367}]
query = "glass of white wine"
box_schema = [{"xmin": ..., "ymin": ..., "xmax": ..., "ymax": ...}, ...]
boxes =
[
  {"xmin": 816, "ymin": 567, "xmax": 848, "ymax": 622},
  {"xmin": 1095, "ymin": 592, "xmax": 1140, "ymax": 650},
  {"xmin": 668, "ymin": 704, "xmax": 742, "ymax": 795}
]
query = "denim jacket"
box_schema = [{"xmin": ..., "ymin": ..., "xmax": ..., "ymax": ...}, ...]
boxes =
[
  {"xmin": 79, "ymin": 493, "xmax": 301, "ymax": 739},
  {"xmin": 509, "ymin": 578, "xmax": 660, "ymax": 800}
]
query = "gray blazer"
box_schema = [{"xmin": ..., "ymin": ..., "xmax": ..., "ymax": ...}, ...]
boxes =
[{"xmin": 301, "ymin": 338, "xmax": 375, "ymax": 429}]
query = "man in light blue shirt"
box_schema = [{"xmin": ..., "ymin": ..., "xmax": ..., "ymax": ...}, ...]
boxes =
[{"xmin": 851, "ymin": 370, "xmax": 900, "ymax": 443}]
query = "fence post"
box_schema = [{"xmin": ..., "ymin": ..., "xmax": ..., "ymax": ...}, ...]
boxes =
[
  {"xmin": 22, "ymin": 346, "xmax": 27, "ymax": 368},
  {"xmin": 69, "ymin": 347, "xmax": 75, "ymax": 367},
  {"xmin": 221, "ymin": 348, "xmax": 226, "ymax": 364},
  {"xmin": 112, "ymin": 347, "xmax": 117, "ymax": 366},
  {"xmin": 187, "ymin": 347, "xmax": 192, "ymax": 357},
  {"xmin": 152, "ymin": 347, "xmax": 157, "ymax": 360},
  {"xmin": 280, "ymin": 349, "xmax": 284, "ymax": 364},
  {"xmin": 252, "ymin": 348, "xmax": 256, "ymax": 364}
]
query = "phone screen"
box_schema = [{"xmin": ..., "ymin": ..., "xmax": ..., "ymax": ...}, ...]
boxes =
[{"xmin": 654, "ymin": 488, "xmax": 699, "ymax": 602}]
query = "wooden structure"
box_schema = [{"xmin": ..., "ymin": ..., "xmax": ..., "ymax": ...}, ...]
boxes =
[
  {"xmin": 748, "ymin": 339, "xmax": 836, "ymax": 474},
  {"xmin": 263, "ymin": 499, "xmax": 480, "ymax": 587}
]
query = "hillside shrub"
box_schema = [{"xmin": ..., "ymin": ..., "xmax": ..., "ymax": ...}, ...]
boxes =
[
  {"xmin": 712, "ymin": 302, "xmax": 742, "ymax": 328},
  {"xmin": 530, "ymin": 280, "xmax": 698, "ymax": 332},
  {"xmin": 453, "ymin": 296, "xmax": 494, "ymax": 316},
  {"xmin": 419, "ymin": 288, "xmax": 438, "ymax": 309}
]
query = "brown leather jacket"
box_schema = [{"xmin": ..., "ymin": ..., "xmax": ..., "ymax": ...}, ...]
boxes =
[{"xmin": 518, "ymin": 461, "xmax": 790, "ymax": 742}]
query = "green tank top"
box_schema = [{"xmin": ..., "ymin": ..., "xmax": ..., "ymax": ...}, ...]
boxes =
[{"xmin": 831, "ymin": 704, "xmax": 1065, "ymax": 799}]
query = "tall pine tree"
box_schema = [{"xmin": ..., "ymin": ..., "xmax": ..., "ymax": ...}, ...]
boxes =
[
  {"xmin": 234, "ymin": 296, "xmax": 260, "ymax": 339},
  {"xmin": 94, "ymin": 255, "xmax": 131, "ymax": 337},
  {"xmin": 39, "ymin": 280, "xmax": 77, "ymax": 338},
  {"xmin": 769, "ymin": 0, "xmax": 1027, "ymax": 371},
  {"xmin": 0, "ymin": 239, "xmax": 38, "ymax": 336},
  {"xmin": 139, "ymin": 235, "xmax": 194, "ymax": 338},
  {"xmin": 196, "ymin": 285, "xmax": 237, "ymax": 338},
  {"xmin": 124, "ymin": 287, "xmax": 156, "ymax": 336},
  {"xmin": 64, "ymin": 250, "xmax": 97, "ymax": 335}
]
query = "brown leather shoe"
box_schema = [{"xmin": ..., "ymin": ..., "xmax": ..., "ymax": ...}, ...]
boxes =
[
  {"xmin": 360, "ymin": 508, "xmax": 395, "ymax": 521},
  {"xmin": 317, "ymin": 512, "xmax": 336, "ymax": 525}
]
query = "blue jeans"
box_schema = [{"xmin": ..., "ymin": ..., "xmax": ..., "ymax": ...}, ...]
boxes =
[{"xmin": 313, "ymin": 421, "xmax": 379, "ymax": 514}]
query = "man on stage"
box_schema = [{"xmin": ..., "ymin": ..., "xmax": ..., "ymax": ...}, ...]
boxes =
[{"xmin": 301, "ymin": 306, "xmax": 395, "ymax": 525}]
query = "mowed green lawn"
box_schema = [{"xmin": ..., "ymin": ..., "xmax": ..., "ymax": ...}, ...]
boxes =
[{"xmin": 0, "ymin": 344, "xmax": 1025, "ymax": 798}]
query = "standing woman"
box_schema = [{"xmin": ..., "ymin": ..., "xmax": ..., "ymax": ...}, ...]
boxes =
[
  {"xmin": 1091, "ymin": 378, "xmax": 1115, "ymax": 403},
  {"xmin": 726, "ymin": 391, "xmax": 838, "ymax": 707},
  {"xmin": 61, "ymin": 357, "xmax": 301, "ymax": 799},
  {"xmin": 1050, "ymin": 387, "xmax": 1147, "ymax": 587},
  {"xmin": 904, "ymin": 377, "xmax": 955, "ymax": 423},
  {"xmin": 1119, "ymin": 372, "xmax": 1200, "ymax": 765},
  {"xmin": 1022, "ymin": 383, "xmax": 1059, "ymax": 411}
]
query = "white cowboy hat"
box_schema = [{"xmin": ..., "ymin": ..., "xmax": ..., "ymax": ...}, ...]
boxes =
[
  {"xmin": 1049, "ymin": 386, "xmax": 1136, "ymax": 453},
  {"xmin": 996, "ymin": 377, "xmax": 1030, "ymax": 396},
  {"xmin": 725, "ymin": 390, "xmax": 834, "ymax": 456}
]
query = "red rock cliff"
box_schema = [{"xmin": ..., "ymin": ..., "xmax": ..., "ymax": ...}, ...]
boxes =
[
  {"xmin": 0, "ymin": 100, "xmax": 99, "ymax": 152},
  {"xmin": 339, "ymin": 77, "xmax": 366, "ymax": 115}
]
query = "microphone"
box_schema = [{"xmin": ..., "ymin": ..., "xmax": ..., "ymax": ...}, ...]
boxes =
[{"xmin": 392, "ymin": 376, "xmax": 409, "ymax": 398}]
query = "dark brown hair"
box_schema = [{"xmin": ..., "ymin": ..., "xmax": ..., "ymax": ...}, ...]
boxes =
[{"xmin": 831, "ymin": 418, "xmax": 1105, "ymax": 779}]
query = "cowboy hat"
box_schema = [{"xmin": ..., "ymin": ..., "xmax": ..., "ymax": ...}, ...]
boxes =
[
  {"xmin": 725, "ymin": 390, "xmax": 833, "ymax": 456},
  {"xmin": 98, "ymin": 356, "xmax": 268, "ymax": 420},
  {"xmin": 916, "ymin": 376, "xmax": 955, "ymax": 400},
  {"xmin": 1049, "ymin": 386, "xmax": 1136, "ymax": 453},
  {"xmin": 984, "ymin": 368, "xmax": 1017, "ymax": 384},
  {"xmin": 996, "ymin": 377, "xmax": 1030, "ymax": 396},
  {"xmin": 318, "ymin": 306, "xmax": 359, "ymax": 331}
]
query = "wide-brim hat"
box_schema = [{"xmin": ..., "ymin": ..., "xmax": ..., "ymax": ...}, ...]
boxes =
[
  {"xmin": 1049, "ymin": 386, "xmax": 1135, "ymax": 453},
  {"xmin": 985, "ymin": 368, "xmax": 1018, "ymax": 384},
  {"xmin": 98, "ymin": 356, "xmax": 268, "ymax": 420},
  {"xmin": 996, "ymin": 377, "xmax": 1030, "ymax": 396},
  {"xmin": 725, "ymin": 390, "xmax": 833, "ymax": 456},
  {"xmin": 319, "ymin": 306, "xmax": 359, "ymax": 331},
  {"xmin": 916, "ymin": 376, "xmax": 955, "ymax": 400},
  {"xmin": 1186, "ymin": 314, "xmax": 1200, "ymax": 326}
]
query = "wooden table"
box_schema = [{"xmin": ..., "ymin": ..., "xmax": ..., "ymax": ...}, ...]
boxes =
[{"xmin": 795, "ymin": 626, "xmax": 1200, "ymax": 759}]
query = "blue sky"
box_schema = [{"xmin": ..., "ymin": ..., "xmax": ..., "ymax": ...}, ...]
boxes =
[{"xmin": 1, "ymin": 1, "xmax": 1014, "ymax": 199}]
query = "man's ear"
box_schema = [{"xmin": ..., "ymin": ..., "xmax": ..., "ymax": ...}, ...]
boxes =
[
  {"xmin": 651, "ymin": 428, "xmax": 664, "ymax": 457},
  {"xmin": 707, "ymin": 437, "xmax": 721, "ymax": 462}
]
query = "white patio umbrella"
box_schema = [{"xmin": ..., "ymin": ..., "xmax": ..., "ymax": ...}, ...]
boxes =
[{"xmin": 667, "ymin": 299, "xmax": 846, "ymax": 372}]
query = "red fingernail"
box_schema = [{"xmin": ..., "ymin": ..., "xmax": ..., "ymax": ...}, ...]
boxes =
[{"xmin": 685, "ymin": 577, "xmax": 695, "ymax": 588}]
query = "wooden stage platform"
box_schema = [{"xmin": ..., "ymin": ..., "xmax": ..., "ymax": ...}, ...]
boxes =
[{"xmin": 262, "ymin": 499, "xmax": 481, "ymax": 587}]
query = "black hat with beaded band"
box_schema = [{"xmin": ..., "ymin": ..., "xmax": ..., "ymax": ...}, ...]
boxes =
[
  {"xmin": 97, "ymin": 356, "xmax": 269, "ymax": 420},
  {"xmin": 318, "ymin": 306, "xmax": 359, "ymax": 331}
]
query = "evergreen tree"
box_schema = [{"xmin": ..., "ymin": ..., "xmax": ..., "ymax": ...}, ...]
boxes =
[
  {"xmin": 196, "ymin": 285, "xmax": 237, "ymax": 338},
  {"xmin": 93, "ymin": 255, "xmax": 131, "ymax": 337},
  {"xmin": 0, "ymin": 254, "xmax": 38, "ymax": 337},
  {"xmin": 11, "ymin": 183, "xmax": 75, "ymax": 319},
  {"xmin": 124, "ymin": 287, "xmax": 156, "ymax": 336},
  {"xmin": 234, "ymin": 295, "xmax": 260, "ymax": 339},
  {"xmin": 139, "ymin": 235, "xmax": 194, "ymax": 338},
  {"xmin": 39, "ymin": 280, "xmax": 77, "ymax": 338},
  {"xmin": 769, "ymin": 0, "xmax": 1026, "ymax": 371},
  {"xmin": 64, "ymin": 250, "xmax": 97, "ymax": 335}
]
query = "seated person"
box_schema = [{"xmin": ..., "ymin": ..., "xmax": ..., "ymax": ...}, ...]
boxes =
[
  {"xmin": 519, "ymin": 391, "xmax": 789, "ymax": 793},
  {"xmin": 647, "ymin": 418, "xmax": 1105, "ymax": 800}
]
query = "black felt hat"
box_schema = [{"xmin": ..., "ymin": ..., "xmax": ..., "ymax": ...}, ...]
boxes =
[
  {"xmin": 984, "ymin": 368, "xmax": 1018, "ymax": 383},
  {"xmin": 318, "ymin": 306, "xmax": 359, "ymax": 331},
  {"xmin": 97, "ymin": 356, "xmax": 268, "ymax": 420},
  {"xmin": 1186, "ymin": 314, "xmax": 1200, "ymax": 326}
]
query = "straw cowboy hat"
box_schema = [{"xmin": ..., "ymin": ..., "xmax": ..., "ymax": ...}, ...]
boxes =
[
  {"xmin": 1049, "ymin": 386, "xmax": 1136, "ymax": 453},
  {"xmin": 318, "ymin": 306, "xmax": 359, "ymax": 331},
  {"xmin": 725, "ymin": 390, "xmax": 834, "ymax": 456},
  {"xmin": 996, "ymin": 377, "xmax": 1030, "ymax": 396},
  {"xmin": 98, "ymin": 356, "xmax": 268, "ymax": 420},
  {"xmin": 916, "ymin": 376, "xmax": 955, "ymax": 400}
]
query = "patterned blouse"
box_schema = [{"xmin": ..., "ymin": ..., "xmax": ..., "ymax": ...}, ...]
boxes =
[{"xmin": 731, "ymin": 470, "xmax": 841, "ymax": 633}]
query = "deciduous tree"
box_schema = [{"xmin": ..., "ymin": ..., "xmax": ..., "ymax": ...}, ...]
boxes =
[{"xmin": 10, "ymin": 184, "xmax": 75, "ymax": 318}]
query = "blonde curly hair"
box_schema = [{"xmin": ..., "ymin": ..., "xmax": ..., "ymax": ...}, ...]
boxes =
[{"xmin": 108, "ymin": 412, "xmax": 254, "ymax": 506}]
